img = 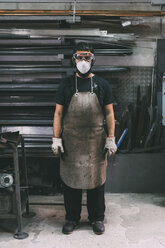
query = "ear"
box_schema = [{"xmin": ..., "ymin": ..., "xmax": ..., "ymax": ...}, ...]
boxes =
[
  {"xmin": 72, "ymin": 56, "xmax": 76, "ymax": 66},
  {"xmin": 91, "ymin": 57, "xmax": 96, "ymax": 66}
]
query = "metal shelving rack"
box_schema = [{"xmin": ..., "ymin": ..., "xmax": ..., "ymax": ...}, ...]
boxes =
[{"xmin": 0, "ymin": 131, "xmax": 34, "ymax": 239}]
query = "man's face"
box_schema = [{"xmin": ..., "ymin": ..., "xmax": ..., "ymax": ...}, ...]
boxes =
[{"xmin": 73, "ymin": 51, "xmax": 94, "ymax": 65}]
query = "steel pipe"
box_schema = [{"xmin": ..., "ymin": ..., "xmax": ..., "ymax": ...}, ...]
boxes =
[{"xmin": 0, "ymin": 9, "xmax": 164, "ymax": 17}]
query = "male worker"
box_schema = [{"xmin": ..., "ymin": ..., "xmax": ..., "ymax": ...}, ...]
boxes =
[{"xmin": 52, "ymin": 42, "xmax": 117, "ymax": 235}]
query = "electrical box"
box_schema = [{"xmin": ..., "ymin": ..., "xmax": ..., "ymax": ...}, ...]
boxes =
[{"xmin": 163, "ymin": 73, "xmax": 165, "ymax": 126}]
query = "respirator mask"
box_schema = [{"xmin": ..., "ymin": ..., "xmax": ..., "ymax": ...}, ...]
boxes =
[{"xmin": 72, "ymin": 51, "xmax": 95, "ymax": 78}]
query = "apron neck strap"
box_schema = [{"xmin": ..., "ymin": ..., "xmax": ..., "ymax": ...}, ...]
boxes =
[{"xmin": 75, "ymin": 75, "xmax": 94, "ymax": 95}]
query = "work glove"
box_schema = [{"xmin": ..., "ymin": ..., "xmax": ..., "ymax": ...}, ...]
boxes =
[
  {"xmin": 52, "ymin": 137, "xmax": 64, "ymax": 156},
  {"xmin": 104, "ymin": 137, "xmax": 117, "ymax": 156}
]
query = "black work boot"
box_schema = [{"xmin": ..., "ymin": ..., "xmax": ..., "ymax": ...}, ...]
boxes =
[
  {"xmin": 62, "ymin": 220, "xmax": 78, "ymax": 234},
  {"xmin": 91, "ymin": 221, "xmax": 105, "ymax": 235}
]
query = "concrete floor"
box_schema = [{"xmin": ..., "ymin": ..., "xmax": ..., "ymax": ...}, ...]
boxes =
[{"xmin": 0, "ymin": 193, "xmax": 165, "ymax": 248}]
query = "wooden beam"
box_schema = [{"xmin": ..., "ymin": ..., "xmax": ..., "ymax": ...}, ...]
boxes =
[{"xmin": 0, "ymin": 9, "xmax": 164, "ymax": 17}]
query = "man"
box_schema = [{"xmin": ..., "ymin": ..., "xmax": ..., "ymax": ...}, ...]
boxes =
[{"xmin": 52, "ymin": 42, "xmax": 117, "ymax": 235}]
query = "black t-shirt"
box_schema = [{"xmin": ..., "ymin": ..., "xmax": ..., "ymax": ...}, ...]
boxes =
[{"xmin": 55, "ymin": 74, "xmax": 114, "ymax": 109}]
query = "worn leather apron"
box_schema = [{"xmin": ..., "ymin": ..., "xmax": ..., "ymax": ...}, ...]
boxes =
[{"xmin": 60, "ymin": 75, "xmax": 107, "ymax": 189}]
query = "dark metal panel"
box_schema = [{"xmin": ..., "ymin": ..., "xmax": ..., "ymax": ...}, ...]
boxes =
[
  {"xmin": 105, "ymin": 153, "xmax": 165, "ymax": 193},
  {"xmin": 108, "ymin": 66, "xmax": 153, "ymax": 120}
]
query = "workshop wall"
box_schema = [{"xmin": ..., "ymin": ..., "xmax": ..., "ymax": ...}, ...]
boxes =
[{"xmin": 0, "ymin": 1, "xmax": 165, "ymax": 193}]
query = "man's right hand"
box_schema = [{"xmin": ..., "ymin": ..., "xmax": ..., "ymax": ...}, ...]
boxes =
[{"xmin": 52, "ymin": 137, "xmax": 64, "ymax": 156}]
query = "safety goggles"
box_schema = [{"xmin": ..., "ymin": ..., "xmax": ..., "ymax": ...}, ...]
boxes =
[{"xmin": 73, "ymin": 52, "xmax": 94, "ymax": 61}]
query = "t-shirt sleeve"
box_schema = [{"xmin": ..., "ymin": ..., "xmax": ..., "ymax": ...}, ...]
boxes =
[
  {"xmin": 103, "ymin": 80, "xmax": 114, "ymax": 106},
  {"xmin": 55, "ymin": 79, "xmax": 66, "ymax": 106}
]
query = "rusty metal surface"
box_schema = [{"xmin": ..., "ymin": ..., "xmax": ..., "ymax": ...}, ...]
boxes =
[{"xmin": 0, "ymin": 9, "xmax": 164, "ymax": 17}]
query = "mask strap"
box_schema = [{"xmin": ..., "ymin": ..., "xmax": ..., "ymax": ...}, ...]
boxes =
[
  {"xmin": 91, "ymin": 76, "xmax": 94, "ymax": 94},
  {"xmin": 75, "ymin": 75, "xmax": 78, "ymax": 95}
]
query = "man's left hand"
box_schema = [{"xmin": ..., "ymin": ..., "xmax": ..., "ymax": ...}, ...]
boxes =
[{"xmin": 104, "ymin": 137, "xmax": 117, "ymax": 156}]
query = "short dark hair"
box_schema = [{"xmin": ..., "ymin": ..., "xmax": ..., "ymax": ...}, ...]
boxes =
[{"xmin": 73, "ymin": 42, "xmax": 94, "ymax": 54}]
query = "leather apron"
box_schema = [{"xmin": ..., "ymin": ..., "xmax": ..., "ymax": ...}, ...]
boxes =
[{"xmin": 60, "ymin": 75, "xmax": 107, "ymax": 189}]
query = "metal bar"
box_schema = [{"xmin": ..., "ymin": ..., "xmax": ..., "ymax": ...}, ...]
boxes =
[
  {"xmin": 0, "ymin": 29, "xmax": 136, "ymax": 41},
  {"xmin": 0, "ymin": 39, "xmax": 61, "ymax": 46},
  {"xmin": 117, "ymin": 128, "xmax": 128, "ymax": 148},
  {"xmin": 24, "ymin": 137, "xmax": 51, "ymax": 142},
  {"xmin": 11, "ymin": 144, "xmax": 28, "ymax": 239},
  {"xmin": 162, "ymin": 74, "xmax": 165, "ymax": 126},
  {"xmin": 19, "ymin": 144, "xmax": 52, "ymax": 147},
  {"xmin": 0, "ymin": 16, "xmax": 81, "ymax": 22},
  {"xmin": 76, "ymin": 10, "xmax": 165, "ymax": 16},
  {"xmin": 0, "ymin": 84, "xmax": 59, "ymax": 91},
  {"xmin": 20, "ymin": 138, "xmax": 36, "ymax": 219},
  {"xmin": 0, "ymin": 48, "xmax": 131, "ymax": 54},
  {"xmin": 1, "ymin": 126, "xmax": 52, "ymax": 134},
  {"xmin": 0, "ymin": 153, "xmax": 55, "ymax": 158},
  {"xmin": 20, "ymin": 136, "xmax": 29, "ymax": 215},
  {"xmin": 0, "ymin": 66, "xmax": 128, "ymax": 74},
  {"xmin": 0, "ymin": 56, "xmax": 63, "ymax": 62},
  {"xmin": 0, "ymin": 0, "xmax": 151, "ymax": 3},
  {"xmin": 0, "ymin": 48, "xmax": 132, "ymax": 55},
  {"xmin": 12, "ymin": 145, "xmax": 23, "ymax": 234},
  {"xmin": 0, "ymin": 28, "xmax": 104, "ymax": 36},
  {"xmin": 0, "ymin": 63, "xmax": 64, "ymax": 67},
  {"xmin": 0, "ymin": 113, "xmax": 52, "ymax": 117},
  {"xmin": 11, "ymin": 78, "xmax": 61, "ymax": 83},
  {"xmin": 70, "ymin": 35, "xmax": 136, "ymax": 42},
  {"xmin": 0, "ymin": 120, "xmax": 53, "ymax": 125},
  {"xmin": 0, "ymin": 103, "xmax": 56, "ymax": 106},
  {"xmin": 29, "ymin": 202, "xmax": 87, "ymax": 206},
  {"xmin": 0, "ymin": 114, "xmax": 52, "ymax": 117},
  {"xmin": 0, "ymin": 9, "xmax": 164, "ymax": 17}
]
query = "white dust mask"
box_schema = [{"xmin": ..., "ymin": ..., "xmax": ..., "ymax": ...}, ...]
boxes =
[{"xmin": 76, "ymin": 60, "xmax": 91, "ymax": 74}]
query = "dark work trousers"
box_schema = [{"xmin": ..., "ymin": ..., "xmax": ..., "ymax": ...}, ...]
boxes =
[{"xmin": 62, "ymin": 182, "xmax": 105, "ymax": 223}]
